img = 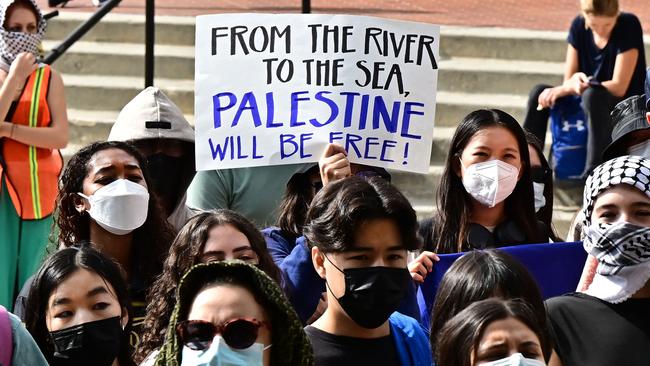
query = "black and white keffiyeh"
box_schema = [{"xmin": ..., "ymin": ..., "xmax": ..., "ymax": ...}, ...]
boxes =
[
  {"xmin": 0, "ymin": 0, "xmax": 45, "ymax": 70},
  {"xmin": 581, "ymin": 155, "xmax": 650, "ymax": 303},
  {"xmin": 583, "ymin": 222, "xmax": 650, "ymax": 275},
  {"xmin": 581, "ymin": 155, "xmax": 650, "ymax": 229}
]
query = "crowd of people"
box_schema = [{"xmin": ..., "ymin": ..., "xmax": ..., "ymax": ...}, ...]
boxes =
[{"xmin": 0, "ymin": 0, "xmax": 649, "ymax": 365}]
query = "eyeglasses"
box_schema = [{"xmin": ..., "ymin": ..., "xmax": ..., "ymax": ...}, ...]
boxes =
[
  {"xmin": 530, "ymin": 166, "xmax": 551, "ymax": 183},
  {"xmin": 176, "ymin": 318, "xmax": 268, "ymax": 351}
]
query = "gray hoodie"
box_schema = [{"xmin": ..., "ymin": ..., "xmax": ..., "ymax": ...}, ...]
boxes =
[{"xmin": 108, "ymin": 86, "xmax": 199, "ymax": 231}]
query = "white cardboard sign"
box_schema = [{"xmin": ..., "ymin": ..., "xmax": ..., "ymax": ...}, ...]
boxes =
[{"xmin": 195, "ymin": 13, "xmax": 439, "ymax": 173}]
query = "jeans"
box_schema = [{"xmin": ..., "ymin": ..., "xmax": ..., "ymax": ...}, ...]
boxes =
[{"xmin": 523, "ymin": 83, "xmax": 620, "ymax": 178}]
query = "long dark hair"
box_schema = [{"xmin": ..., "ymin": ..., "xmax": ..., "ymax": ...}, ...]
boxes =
[
  {"xmin": 137, "ymin": 209, "xmax": 282, "ymax": 363},
  {"xmin": 24, "ymin": 245, "xmax": 135, "ymax": 366},
  {"xmin": 433, "ymin": 109, "xmax": 542, "ymax": 253},
  {"xmin": 429, "ymin": 250, "xmax": 549, "ymax": 360},
  {"xmin": 276, "ymin": 166, "xmax": 318, "ymax": 242},
  {"xmin": 524, "ymin": 130, "xmax": 561, "ymax": 241},
  {"xmin": 54, "ymin": 141, "xmax": 175, "ymax": 287},
  {"xmin": 436, "ymin": 298, "xmax": 550, "ymax": 366}
]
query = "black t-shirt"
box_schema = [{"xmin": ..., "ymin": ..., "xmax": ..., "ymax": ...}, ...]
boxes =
[
  {"xmin": 568, "ymin": 12, "xmax": 646, "ymax": 99},
  {"xmin": 546, "ymin": 292, "xmax": 650, "ymax": 366},
  {"xmin": 304, "ymin": 325, "xmax": 400, "ymax": 366}
]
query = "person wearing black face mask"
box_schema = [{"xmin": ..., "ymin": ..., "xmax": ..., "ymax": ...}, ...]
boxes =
[
  {"xmin": 108, "ymin": 86, "xmax": 199, "ymax": 231},
  {"xmin": 24, "ymin": 245, "xmax": 135, "ymax": 366},
  {"xmin": 303, "ymin": 177, "xmax": 432, "ymax": 366}
]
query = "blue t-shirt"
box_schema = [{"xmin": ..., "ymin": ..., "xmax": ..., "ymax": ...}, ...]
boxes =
[{"xmin": 568, "ymin": 12, "xmax": 646, "ymax": 99}]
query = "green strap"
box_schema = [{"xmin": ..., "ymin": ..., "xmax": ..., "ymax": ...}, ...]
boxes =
[{"xmin": 27, "ymin": 67, "xmax": 44, "ymax": 219}]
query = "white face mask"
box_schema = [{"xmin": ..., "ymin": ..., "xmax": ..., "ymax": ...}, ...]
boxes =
[
  {"xmin": 480, "ymin": 353, "xmax": 546, "ymax": 366},
  {"xmin": 78, "ymin": 179, "xmax": 149, "ymax": 235},
  {"xmin": 533, "ymin": 182, "xmax": 546, "ymax": 213},
  {"xmin": 460, "ymin": 159, "xmax": 519, "ymax": 208},
  {"xmin": 628, "ymin": 140, "xmax": 650, "ymax": 159},
  {"xmin": 181, "ymin": 336, "xmax": 269, "ymax": 366}
]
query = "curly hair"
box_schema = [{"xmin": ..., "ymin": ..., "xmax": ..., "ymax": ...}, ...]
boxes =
[
  {"xmin": 54, "ymin": 141, "xmax": 175, "ymax": 288},
  {"xmin": 136, "ymin": 209, "xmax": 282, "ymax": 363}
]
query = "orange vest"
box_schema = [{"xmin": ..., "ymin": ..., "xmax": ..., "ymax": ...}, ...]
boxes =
[{"xmin": 0, "ymin": 65, "xmax": 62, "ymax": 220}]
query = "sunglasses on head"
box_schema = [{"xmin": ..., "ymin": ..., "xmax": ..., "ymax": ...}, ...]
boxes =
[
  {"xmin": 530, "ymin": 166, "xmax": 551, "ymax": 183},
  {"xmin": 176, "ymin": 318, "xmax": 268, "ymax": 351}
]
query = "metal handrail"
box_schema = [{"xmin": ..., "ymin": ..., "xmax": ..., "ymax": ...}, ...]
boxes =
[
  {"xmin": 43, "ymin": 0, "xmax": 310, "ymax": 86},
  {"xmin": 43, "ymin": 0, "xmax": 122, "ymax": 65}
]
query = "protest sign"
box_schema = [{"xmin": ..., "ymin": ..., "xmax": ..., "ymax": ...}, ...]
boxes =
[{"xmin": 195, "ymin": 14, "xmax": 439, "ymax": 173}]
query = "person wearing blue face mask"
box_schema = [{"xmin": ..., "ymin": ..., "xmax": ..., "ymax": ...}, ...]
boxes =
[
  {"xmin": 547, "ymin": 155, "xmax": 650, "ymax": 366},
  {"xmin": 136, "ymin": 210, "xmax": 284, "ymax": 364},
  {"xmin": 150, "ymin": 261, "xmax": 313, "ymax": 366}
]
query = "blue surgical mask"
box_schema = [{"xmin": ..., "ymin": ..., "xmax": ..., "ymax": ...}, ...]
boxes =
[
  {"xmin": 181, "ymin": 335, "xmax": 269, "ymax": 366},
  {"xmin": 481, "ymin": 353, "xmax": 545, "ymax": 366}
]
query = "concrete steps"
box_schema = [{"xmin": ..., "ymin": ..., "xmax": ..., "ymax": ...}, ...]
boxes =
[
  {"xmin": 43, "ymin": 41, "xmax": 194, "ymax": 80},
  {"xmin": 45, "ymin": 13, "xmax": 626, "ymax": 237}
]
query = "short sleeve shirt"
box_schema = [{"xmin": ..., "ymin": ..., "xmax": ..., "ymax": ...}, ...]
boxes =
[
  {"xmin": 567, "ymin": 12, "xmax": 646, "ymax": 99},
  {"xmin": 546, "ymin": 292, "xmax": 650, "ymax": 366}
]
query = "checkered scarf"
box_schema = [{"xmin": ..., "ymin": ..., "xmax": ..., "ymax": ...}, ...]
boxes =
[
  {"xmin": 0, "ymin": 0, "xmax": 45, "ymax": 69},
  {"xmin": 582, "ymin": 155, "xmax": 650, "ymax": 275},
  {"xmin": 583, "ymin": 222, "xmax": 650, "ymax": 275}
]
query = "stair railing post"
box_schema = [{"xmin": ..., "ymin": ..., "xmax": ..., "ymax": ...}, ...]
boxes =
[{"xmin": 145, "ymin": 0, "xmax": 155, "ymax": 87}]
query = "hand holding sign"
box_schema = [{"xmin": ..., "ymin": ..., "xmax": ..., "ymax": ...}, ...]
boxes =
[
  {"xmin": 319, "ymin": 143, "xmax": 351, "ymax": 185},
  {"xmin": 195, "ymin": 14, "xmax": 439, "ymax": 173}
]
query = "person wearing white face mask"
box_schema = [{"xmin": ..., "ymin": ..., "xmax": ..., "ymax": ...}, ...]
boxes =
[
  {"xmin": 12, "ymin": 141, "xmax": 176, "ymax": 349},
  {"xmin": 419, "ymin": 109, "xmax": 550, "ymax": 254},
  {"xmin": 547, "ymin": 155, "xmax": 650, "ymax": 366},
  {"xmin": 525, "ymin": 130, "xmax": 562, "ymax": 242},
  {"xmin": 436, "ymin": 298, "xmax": 549, "ymax": 366}
]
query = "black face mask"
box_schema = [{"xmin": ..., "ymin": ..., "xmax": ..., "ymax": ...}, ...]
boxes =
[
  {"xmin": 147, "ymin": 153, "xmax": 184, "ymax": 214},
  {"xmin": 324, "ymin": 255, "xmax": 411, "ymax": 329},
  {"xmin": 49, "ymin": 316, "xmax": 123, "ymax": 366}
]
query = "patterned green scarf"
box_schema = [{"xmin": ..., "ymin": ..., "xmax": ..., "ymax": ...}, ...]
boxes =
[{"xmin": 154, "ymin": 261, "xmax": 314, "ymax": 365}]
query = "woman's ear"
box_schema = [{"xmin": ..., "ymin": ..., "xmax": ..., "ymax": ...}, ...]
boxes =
[
  {"xmin": 311, "ymin": 246, "xmax": 327, "ymax": 280},
  {"xmin": 73, "ymin": 193, "xmax": 88, "ymax": 214}
]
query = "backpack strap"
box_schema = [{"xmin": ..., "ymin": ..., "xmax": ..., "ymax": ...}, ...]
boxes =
[{"xmin": 0, "ymin": 305, "xmax": 13, "ymax": 366}]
